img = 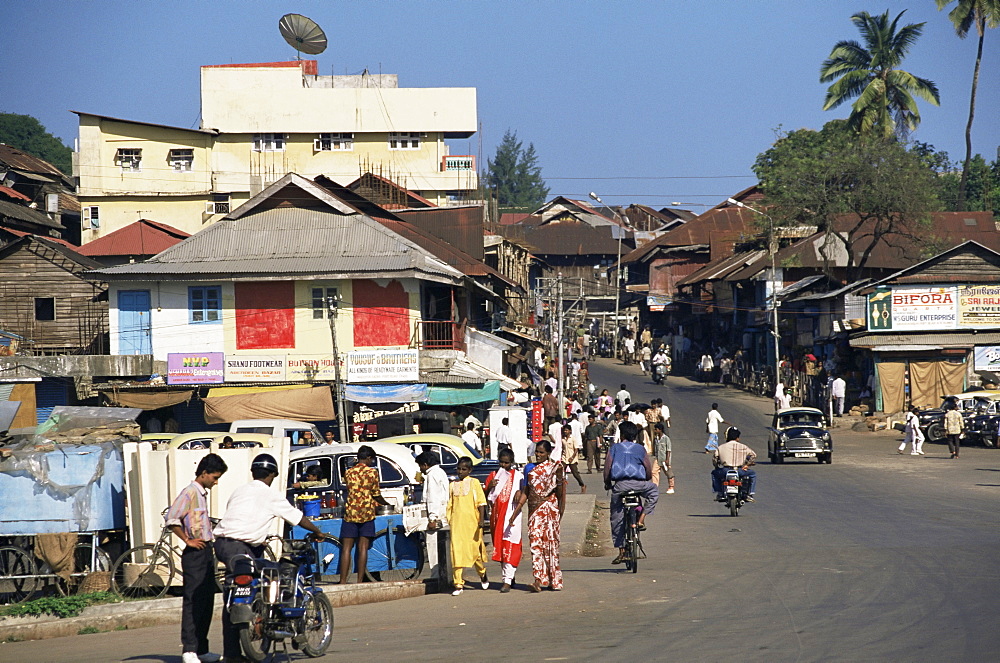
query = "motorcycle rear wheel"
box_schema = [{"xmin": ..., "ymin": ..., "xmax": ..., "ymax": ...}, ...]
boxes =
[
  {"xmin": 301, "ymin": 591, "xmax": 334, "ymax": 657},
  {"xmin": 238, "ymin": 596, "xmax": 273, "ymax": 663},
  {"xmin": 729, "ymin": 497, "xmax": 739, "ymax": 517}
]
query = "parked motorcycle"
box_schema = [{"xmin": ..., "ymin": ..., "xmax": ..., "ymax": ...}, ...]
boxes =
[
  {"xmin": 226, "ymin": 538, "xmax": 334, "ymax": 662},
  {"xmin": 717, "ymin": 468, "xmax": 750, "ymax": 517}
]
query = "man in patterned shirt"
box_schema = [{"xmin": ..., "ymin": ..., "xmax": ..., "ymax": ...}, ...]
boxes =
[
  {"xmin": 166, "ymin": 453, "xmax": 228, "ymax": 663},
  {"xmin": 338, "ymin": 445, "xmax": 391, "ymax": 584}
]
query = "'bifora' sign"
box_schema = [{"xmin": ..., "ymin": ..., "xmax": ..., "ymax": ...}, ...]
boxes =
[
  {"xmin": 867, "ymin": 284, "xmax": 1000, "ymax": 331},
  {"xmin": 167, "ymin": 353, "xmax": 224, "ymax": 384},
  {"xmin": 345, "ymin": 350, "xmax": 419, "ymax": 383}
]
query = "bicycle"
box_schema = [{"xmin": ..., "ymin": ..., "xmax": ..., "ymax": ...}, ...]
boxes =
[
  {"xmin": 620, "ymin": 490, "xmax": 645, "ymax": 574},
  {"xmin": 111, "ymin": 512, "xmax": 280, "ymax": 599}
]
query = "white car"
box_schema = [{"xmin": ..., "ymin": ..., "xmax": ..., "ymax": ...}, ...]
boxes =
[
  {"xmin": 287, "ymin": 441, "xmax": 420, "ymax": 510},
  {"xmin": 230, "ymin": 419, "xmax": 323, "ymax": 446}
]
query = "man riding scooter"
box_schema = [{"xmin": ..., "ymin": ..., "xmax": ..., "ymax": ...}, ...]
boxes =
[
  {"xmin": 651, "ymin": 346, "xmax": 670, "ymax": 384},
  {"xmin": 711, "ymin": 427, "xmax": 757, "ymax": 502}
]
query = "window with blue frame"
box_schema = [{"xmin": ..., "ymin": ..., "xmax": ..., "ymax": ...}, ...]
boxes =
[{"xmin": 189, "ymin": 286, "xmax": 221, "ymax": 323}]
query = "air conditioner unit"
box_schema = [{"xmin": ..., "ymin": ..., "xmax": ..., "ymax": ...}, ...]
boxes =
[{"xmin": 205, "ymin": 201, "xmax": 218, "ymax": 214}]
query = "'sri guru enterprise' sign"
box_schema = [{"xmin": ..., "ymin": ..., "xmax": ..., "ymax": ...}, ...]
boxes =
[
  {"xmin": 867, "ymin": 284, "xmax": 1000, "ymax": 332},
  {"xmin": 346, "ymin": 349, "xmax": 419, "ymax": 383}
]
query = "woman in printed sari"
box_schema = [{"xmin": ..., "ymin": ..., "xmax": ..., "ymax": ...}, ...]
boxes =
[
  {"xmin": 484, "ymin": 449, "xmax": 522, "ymax": 593},
  {"xmin": 509, "ymin": 440, "xmax": 566, "ymax": 592}
]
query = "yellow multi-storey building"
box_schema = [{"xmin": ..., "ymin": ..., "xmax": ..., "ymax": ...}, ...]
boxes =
[{"xmin": 75, "ymin": 60, "xmax": 478, "ymax": 242}]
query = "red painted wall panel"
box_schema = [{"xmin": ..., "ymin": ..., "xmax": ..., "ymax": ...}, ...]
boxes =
[
  {"xmin": 235, "ymin": 281, "xmax": 295, "ymax": 349},
  {"xmin": 353, "ymin": 279, "xmax": 409, "ymax": 347}
]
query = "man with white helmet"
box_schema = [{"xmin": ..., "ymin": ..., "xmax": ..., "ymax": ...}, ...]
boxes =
[{"xmin": 213, "ymin": 453, "xmax": 326, "ymax": 663}]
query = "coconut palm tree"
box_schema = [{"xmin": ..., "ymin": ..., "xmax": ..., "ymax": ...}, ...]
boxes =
[
  {"xmin": 820, "ymin": 10, "xmax": 940, "ymax": 140},
  {"xmin": 937, "ymin": 0, "xmax": 1000, "ymax": 209}
]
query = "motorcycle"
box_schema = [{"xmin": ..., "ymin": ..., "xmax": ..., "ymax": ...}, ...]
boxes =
[
  {"xmin": 226, "ymin": 538, "xmax": 334, "ymax": 662},
  {"xmin": 652, "ymin": 362, "xmax": 670, "ymax": 385},
  {"xmin": 718, "ymin": 468, "xmax": 750, "ymax": 517}
]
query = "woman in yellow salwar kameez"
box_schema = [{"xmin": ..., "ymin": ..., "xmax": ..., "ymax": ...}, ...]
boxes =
[{"xmin": 446, "ymin": 457, "xmax": 489, "ymax": 595}]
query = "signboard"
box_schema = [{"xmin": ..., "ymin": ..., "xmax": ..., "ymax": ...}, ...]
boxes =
[
  {"xmin": 958, "ymin": 285, "xmax": 1000, "ymax": 327},
  {"xmin": 868, "ymin": 286, "xmax": 957, "ymax": 331},
  {"xmin": 646, "ymin": 294, "xmax": 672, "ymax": 312},
  {"xmin": 974, "ymin": 346, "xmax": 1000, "ymax": 372},
  {"xmin": 224, "ymin": 355, "xmax": 286, "ymax": 382},
  {"xmin": 167, "ymin": 352, "xmax": 224, "ymax": 385},
  {"xmin": 345, "ymin": 349, "xmax": 419, "ymax": 383},
  {"xmin": 285, "ymin": 355, "xmax": 338, "ymax": 381}
]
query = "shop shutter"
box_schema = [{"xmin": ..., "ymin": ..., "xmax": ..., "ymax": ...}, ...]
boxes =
[
  {"xmin": 35, "ymin": 378, "xmax": 70, "ymax": 425},
  {"xmin": 172, "ymin": 399, "xmax": 226, "ymax": 433}
]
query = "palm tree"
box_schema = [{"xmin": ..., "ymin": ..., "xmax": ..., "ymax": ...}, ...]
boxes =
[
  {"xmin": 820, "ymin": 10, "xmax": 940, "ymax": 140},
  {"xmin": 937, "ymin": 0, "xmax": 1000, "ymax": 210}
]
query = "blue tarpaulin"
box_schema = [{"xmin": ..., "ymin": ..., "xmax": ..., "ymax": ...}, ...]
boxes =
[
  {"xmin": 425, "ymin": 381, "xmax": 500, "ymax": 405},
  {"xmin": 345, "ymin": 383, "xmax": 429, "ymax": 403}
]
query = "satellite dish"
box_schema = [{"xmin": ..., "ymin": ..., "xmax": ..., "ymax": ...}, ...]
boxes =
[{"xmin": 279, "ymin": 13, "xmax": 327, "ymax": 57}]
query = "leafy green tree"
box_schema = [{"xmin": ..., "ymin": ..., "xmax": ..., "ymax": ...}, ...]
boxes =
[
  {"xmin": 484, "ymin": 129, "xmax": 549, "ymax": 211},
  {"xmin": 820, "ymin": 10, "xmax": 940, "ymax": 139},
  {"xmin": 753, "ymin": 121, "xmax": 942, "ymax": 280},
  {"xmin": 936, "ymin": 0, "xmax": 1000, "ymax": 209},
  {"xmin": 0, "ymin": 113, "xmax": 72, "ymax": 175}
]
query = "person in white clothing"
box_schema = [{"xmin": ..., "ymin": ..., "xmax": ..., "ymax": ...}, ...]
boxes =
[
  {"xmin": 831, "ymin": 376, "xmax": 847, "ymax": 416},
  {"xmin": 899, "ymin": 406, "xmax": 925, "ymax": 455},
  {"xmin": 493, "ymin": 417, "xmax": 512, "ymax": 455},
  {"xmin": 416, "ymin": 451, "xmax": 450, "ymax": 583},
  {"xmin": 615, "ymin": 384, "xmax": 631, "ymax": 408},
  {"xmin": 462, "ymin": 422, "xmax": 483, "ymax": 455},
  {"xmin": 568, "ymin": 416, "xmax": 584, "ymax": 453},
  {"xmin": 547, "ymin": 420, "xmax": 564, "ymax": 460},
  {"xmin": 704, "ymin": 403, "xmax": 726, "ymax": 452}
]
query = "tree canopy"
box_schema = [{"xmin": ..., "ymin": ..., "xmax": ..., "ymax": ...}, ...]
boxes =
[
  {"xmin": 820, "ymin": 10, "xmax": 940, "ymax": 139},
  {"xmin": 753, "ymin": 121, "xmax": 942, "ymax": 281},
  {"xmin": 0, "ymin": 113, "xmax": 72, "ymax": 175},
  {"xmin": 484, "ymin": 129, "xmax": 549, "ymax": 211},
  {"xmin": 936, "ymin": 0, "xmax": 1000, "ymax": 209}
]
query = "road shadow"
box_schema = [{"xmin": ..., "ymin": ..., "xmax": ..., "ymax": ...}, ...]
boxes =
[{"xmin": 975, "ymin": 468, "xmax": 1000, "ymax": 472}]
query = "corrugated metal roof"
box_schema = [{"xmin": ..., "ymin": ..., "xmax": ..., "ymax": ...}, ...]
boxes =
[
  {"xmin": 621, "ymin": 206, "xmax": 756, "ymax": 264},
  {"xmin": 0, "ymin": 234, "xmax": 103, "ymax": 270},
  {"xmin": 77, "ymin": 219, "xmax": 190, "ymax": 257},
  {"xmin": 88, "ymin": 207, "xmax": 465, "ymax": 283},
  {"xmin": 777, "ymin": 274, "xmax": 826, "ymax": 298},
  {"xmin": 676, "ymin": 249, "xmax": 765, "ymax": 287},
  {"xmin": 0, "ymin": 199, "xmax": 63, "ymax": 229},
  {"xmin": 1, "ymin": 228, "xmax": 79, "ymax": 250},
  {"xmin": 0, "ymin": 185, "xmax": 31, "ymax": 202},
  {"xmin": 0, "ymin": 145, "xmax": 66, "ymax": 179}
]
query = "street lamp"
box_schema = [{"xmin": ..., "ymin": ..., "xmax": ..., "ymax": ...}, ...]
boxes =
[
  {"xmin": 589, "ymin": 192, "xmax": 631, "ymax": 358},
  {"xmin": 727, "ymin": 198, "xmax": 781, "ymax": 389}
]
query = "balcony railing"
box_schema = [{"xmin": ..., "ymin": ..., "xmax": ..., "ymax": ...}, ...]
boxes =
[
  {"xmin": 441, "ymin": 155, "xmax": 476, "ymax": 172},
  {"xmin": 413, "ymin": 320, "xmax": 465, "ymax": 350}
]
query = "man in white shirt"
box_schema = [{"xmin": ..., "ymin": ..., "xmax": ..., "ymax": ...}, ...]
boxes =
[
  {"xmin": 461, "ymin": 422, "xmax": 482, "ymax": 456},
  {"xmin": 624, "ymin": 336, "xmax": 636, "ymax": 365},
  {"xmin": 831, "ymin": 375, "xmax": 847, "ymax": 416},
  {"xmin": 493, "ymin": 417, "xmax": 512, "ymax": 455},
  {"xmin": 416, "ymin": 451, "xmax": 450, "ymax": 584},
  {"xmin": 568, "ymin": 416, "xmax": 584, "ymax": 453},
  {"xmin": 658, "ymin": 398, "xmax": 671, "ymax": 428},
  {"xmin": 213, "ymin": 454, "xmax": 326, "ymax": 661},
  {"xmin": 615, "ymin": 384, "xmax": 631, "ymax": 409},
  {"xmin": 547, "ymin": 420, "xmax": 564, "ymax": 460},
  {"xmin": 704, "ymin": 402, "xmax": 726, "ymax": 452}
]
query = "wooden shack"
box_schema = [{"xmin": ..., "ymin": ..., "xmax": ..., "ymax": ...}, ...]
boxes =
[{"xmin": 0, "ymin": 234, "xmax": 107, "ymax": 354}]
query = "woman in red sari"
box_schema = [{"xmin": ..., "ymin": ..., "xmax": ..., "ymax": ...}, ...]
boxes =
[
  {"xmin": 509, "ymin": 440, "xmax": 566, "ymax": 592},
  {"xmin": 485, "ymin": 449, "xmax": 523, "ymax": 593}
]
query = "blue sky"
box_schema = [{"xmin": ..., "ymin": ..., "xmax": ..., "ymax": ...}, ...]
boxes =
[{"xmin": 3, "ymin": 0, "xmax": 997, "ymax": 209}]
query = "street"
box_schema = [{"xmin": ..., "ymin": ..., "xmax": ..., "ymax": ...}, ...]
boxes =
[{"xmin": 5, "ymin": 358, "xmax": 1000, "ymax": 662}]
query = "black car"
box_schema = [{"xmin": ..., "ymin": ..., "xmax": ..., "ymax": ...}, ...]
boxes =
[
  {"xmin": 768, "ymin": 407, "xmax": 833, "ymax": 464},
  {"xmin": 921, "ymin": 393, "xmax": 1000, "ymax": 442}
]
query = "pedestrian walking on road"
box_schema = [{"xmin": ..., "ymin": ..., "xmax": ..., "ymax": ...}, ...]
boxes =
[
  {"xmin": 944, "ymin": 403, "xmax": 963, "ymax": 458},
  {"xmin": 899, "ymin": 407, "xmax": 925, "ymax": 455},
  {"xmin": 416, "ymin": 451, "xmax": 449, "ymax": 584},
  {"xmin": 705, "ymin": 403, "xmax": 726, "ymax": 453},
  {"xmin": 615, "ymin": 384, "xmax": 631, "ymax": 409},
  {"xmin": 484, "ymin": 449, "xmax": 523, "ymax": 593},
  {"xmin": 339, "ymin": 446, "xmax": 392, "ymax": 584},
  {"xmin": 584, "ymin": 413, "xmax": 605, "ymax": 473},
  {"xmin": 652, "ymin": 422, "xmax": 675, "ymax": 494},
  {"xmin": 510, "ymin": 440, "xmax": 566, "ymax": 592},
  {"xmin": 447, "ymin": 457, "xmax": 490, "ymax": 595},
  {"xmin": 166, "ymin": 453, "xmax": 227, "ymax": 663},
  {"xmin": 561, "ymin": 424, "xmax": 587, "ymax": 493},
  {"xmin": 831, "ymin": 375, "xmax": 846, "ymax": 416}
]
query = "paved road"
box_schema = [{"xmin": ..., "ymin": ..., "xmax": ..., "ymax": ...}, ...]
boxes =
[{"xmin": 7, "ymin": 359, "xmax": 1000, "ymax": 662}]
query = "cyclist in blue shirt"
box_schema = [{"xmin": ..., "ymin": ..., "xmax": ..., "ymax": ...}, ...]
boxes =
[{"xmin": 603, "ymin": 421, "xmax": 659, "ymax": 565}]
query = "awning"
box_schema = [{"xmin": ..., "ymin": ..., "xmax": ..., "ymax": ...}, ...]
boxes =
[
  {"xmin": 850, "ymin": 331, "xmax": 1000, "ymax": 349},
  {"xmin": 426, "ymin": 382, "xmax": 500, "ymax": 405},
  {"xmin": 448, "ymin": 357, "xmax": 522, "ymax": 391},
  {"xmin": 101, "ymin": 389, "xmax": 194, "ymax": 410},
  {"xmin": 345, "ymin": 383, "xmax": 429, "ymax": 403},
  {"xmin": 207, "ymin": 384, "xmax": 312, "ymax": 398},
  {"xmin": 203, "ymin": 385, "xmax": 334, "ymax": 423}
]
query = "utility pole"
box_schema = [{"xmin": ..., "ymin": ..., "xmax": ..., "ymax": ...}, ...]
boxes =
[
  {"xmin": 556, "ymin": 273, "xmax": 565, "ymax": 412},
  {"xmin": 326, "ymin": 295, "xmax": 350, "ymax": 443}
]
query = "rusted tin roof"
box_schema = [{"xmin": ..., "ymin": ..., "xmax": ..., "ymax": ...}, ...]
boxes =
[{"xmin": 76, "ymin": 219, "xmax": 190, "ymax": 257}]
